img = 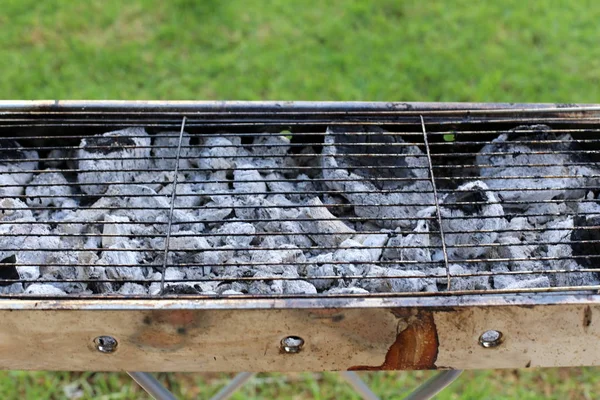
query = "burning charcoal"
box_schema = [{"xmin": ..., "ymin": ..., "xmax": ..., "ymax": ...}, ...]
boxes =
[
  {"xmin": 25, "ymin": 170, "xmax": 73, "ymax": 208},
  {"xmin": 221, "ymin": 289, "xmax": 244, "ymax": 295},
  {"xmin": 152, "ymin": 130, "xmax": 194, "ymax": 170},
  {"xmin": 234, "ymin": 165, "xmax": 267, "ymax": 195},
  {"xmin": 333, "ymin": 239, "xmax": 376, "ymax": 274},
  {"xmin": 358, "ymin": 265, "xmax": 434, "ymax": 293},
  {"xmin": 321, "ymin": 126, "xmax": 433, "ymax": 228},
  {"xmin": 77, "ymin": 128, "xmax": 151, "ymax": 195},
  {"xmin": 45, "ymin": 148, "xmax": 68, "ymax": 168},
  {"xmin": 284, "ymin": 280, "xmax": 317, "ymax": 294},
  {"xmin": 476, "ymin": 125, "xmax": 588, "ymax": 208},
  {"xmin": 299, "ymin": 197, "xmax": 355, "ymax": 247},
  {"xmin": 248, "ymin": 270, "xmax": 285, "ymax": 295},
  {"xmin": 24, "ymin": 283, "xmax": 67, "ymax": 296},
  {"xmin": 0, "ymin": 139, "xmax": 39, "ymax": 197},
  {"xmin": 197, "ymin": 194, "xmax": 234, "ymax": 222}
]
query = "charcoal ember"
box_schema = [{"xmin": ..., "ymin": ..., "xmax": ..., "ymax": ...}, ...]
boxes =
[
  {"xmin": 45, "ymin": 148, "xmax": 69, "ymax": 169},
  {"xmin": 333, "ymin": 239, "xmax": 376, "ymax": 275},
  {"xmin": 250, "ymin": 244, "xmax": 305, "ymax": 266},
  {"xmin": 435, "ymin": 264, "xmax": 491, "ymax": 291},
  {"xmin": 0, "ymin": 199, "xmax": 62, "ymax": 281},
  {"xmin": 0, "ymin": 139, "xmax": 39, "ymax": 196},
  {"xmin": 118, "ymin": 282, "xmax": 147, "ymax": 295},
  {"xmin": 163, "ymin": 283, "xmax": 202, "ymax": 295},
  {"xmin": 284, "ymin": 280, "xmax": 317, "ymax": 294},
  {"xmin": 326, "ymin": 287, "xmax": 369, "ymax": 295},
  {"xmin": 199, "ymin": 137, "xmax": 238, "ymax": 170},
  {"xmin": 352, "ymin": 232, "xmax": 390, "ymax": 262},
  {"xmin": 322, "ymin": 126, "xmax": 433, "ymax": 229},
  {"xmin": 42, "ymin": 251, "xmax": 91, "ymax": 293},
  {"xmin": 299, "ymin": 197, "xmax": 355, "ymax": 247},
  {"xmin": 248, "ymin": 270, "xmax": 284, "ymax": 295},
  {"xmin": 196, "ymin": 194, "xmax": 233, "ymax": 222},
  {"xmin": 220, "ymin": 289, "xmax": 244, "ymax": 295},
  {"xmin": 102, "ymin": 215, "xmax": 131, "ymax": 248},
  {"xmin": 476, "ymin": 125, "xmax": 588, "ymax": 207},
  {"xmin": 216, "ymin": 221, "xmax": 256, "ymax": 247},
  {"xmin": 215, "ymin": 282, "xmax": 248, "ymax": 295},
  {"xmin": 0, "ymin": 283, "xmax": 24, "ymax": 294},
  {"xmin": 77, "ymin": 128, "xmax": 151, "ymax": 195},
  {"xmin": 358, "ymin": 265, "xmax": 434, "ymax": 293},
  {"xmin": 24, "ymin": 283, "xmax": 67, "ymax": 296},
  {"xmin": 98, "ymin": 243, "xmax": 145, "ymax": 282},
  {"xmin": 152, "ymin": 130, "xmax": 194, "ymax": 170},
  {"xmin": 247, "ymin": 134, "xmax": 291, "ymax": 172},
  {"xmin": 158, "ymin": 175, "xmax": 203, "ymax": 209},
  {"xmin": 382, "ymin": 223, "xmax": 431, "ymax": 267},
  {"xmin": 525, "ymin": 202, "xmax": 567, "ymax": 226},
  {"xmin": 302, "ymin": 263, "xmax": 338, "ymax": 290},
  {"xmin": 25, "ymin": 170, "xmax": 73, "ymax": 207}
]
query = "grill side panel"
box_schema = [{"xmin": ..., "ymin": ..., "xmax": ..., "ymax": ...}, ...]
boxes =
[{"xmin": 0, "ymin": 298, "xmax": 596, "ymax": 371}]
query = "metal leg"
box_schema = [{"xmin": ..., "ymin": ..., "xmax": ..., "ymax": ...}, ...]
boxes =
[
  {"xmin": 127, "ymin": 372, "xmax": 178, "ymax": 400},
  {"xmin": 209, "ymin": 372, "xmax": 255, "ymax": 400},
  {"xmin": 339, "ymin": 372, "xmax": 380, "ymax": 400},
  {"xmin": 402, "ymin": 370, "xmax": 463, "ymax": 400},
  {"xmin": 127, "ymin": 370, "xmax": 461, "ymax": 400}
]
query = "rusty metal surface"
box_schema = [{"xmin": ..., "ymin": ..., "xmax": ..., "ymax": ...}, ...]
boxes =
[{"xmin": 0, "ymin": 298, "xmax": 598, "ymax": 371}]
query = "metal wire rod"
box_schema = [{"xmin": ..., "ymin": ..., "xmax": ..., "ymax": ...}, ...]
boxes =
[
  {"xmin": 209, "ymin": 372, "xmax": 255, "ymax": 400},
  {"xmin": 402, "ymin": 370, "xmax": 463, "ymax": 400},
  {"xmin": 159, "ymin": 116, "xmax": 186, "ymax": 294},
  {"xmin": 127, "ymin": 372, "xmax": 178, "ymax": 400},
  {"xmin": 421, "ymin": 116, "xmax": 451, "ymax": 290},
  {"xmin": 339, "ymin": 372, "xmax": 380, "ymax": 400}
]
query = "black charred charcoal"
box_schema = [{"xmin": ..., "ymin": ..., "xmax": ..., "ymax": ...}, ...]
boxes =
[
  {"xmin": 571, "ymin": 216, "xmax": 600, "ymax": 268},
  {"xmin": 83, "ymin": 136, "xmax": 137, "ymax": 155},
  {"xmin": 442, "ymin": 188, "xmax": 487, "ymax": 215},
  {"xmin": 0, "ymin": 255, "xmax": 19, "ymax": 287}
]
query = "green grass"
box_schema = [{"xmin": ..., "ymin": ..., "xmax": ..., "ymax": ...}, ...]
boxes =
[
  {"xmin": 1, "ymin": 0, "xmax": 599, "ymax": 101},
  {"xmin": 1, "ymin": 0, "xmax": 599, "ymax": 398},
  {"xmin": 0, "ymin": 370, "xmax": 598, "ymax": 400}
]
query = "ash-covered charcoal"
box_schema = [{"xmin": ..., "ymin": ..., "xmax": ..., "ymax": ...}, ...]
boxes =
[
  {"xmin": 5, "ymin": 124, "xmax": 600, "ymax": 297},
  {"xmin": 0, "ymin": 139, "xmax": 39, "ymax": 196},
  {"xmin": 476, "ymin": 125, "xmax": 591, "ymax": 208},
  {"xmin": 391, "ymin": 181, "xmax": 506, "ymax": 263},
  {"xmin": 322, "ymin": 126, "xmax": 433, "ymax": 228},
  {"xmin": 25, "ymin": 170, "xmax": 73, "ymax": 208},
  {"xmin": 152, "ymin": 131, "xmax": 195, "ymax": 170},
  {"xmin": 77, "ymin": 128, "xmax": 151, "ymax": 195}
]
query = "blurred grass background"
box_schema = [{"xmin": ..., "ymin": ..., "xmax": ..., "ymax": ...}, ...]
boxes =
[{"xmin": 0, "ymin": 0, "xmax": 599, "ymax": 398}]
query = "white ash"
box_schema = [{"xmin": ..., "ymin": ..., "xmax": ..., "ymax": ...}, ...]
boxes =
[
  {"xmin": 0, "ymin": 140, "xmax": 39, "ymax": 197},
  {"xmin": 3, "ymin": 125, "xmax": 600, "ymax": 297},
  {"xmin": 476, "ymin": 125, "xmax": 590, "ymax": 207},
  {"xmin": 322, "ymin": 126, "xmax": 433, "ymax": 229},
  {"xmin": 77, "ymin": 128, "xmax": 151, "ymax": 195},
  {"xmin": 299, "ymin": 197, "xmax": 355, "ymax": 247},
  {"xmin": 25, "ymin": 170, "xmax": 73, "ymax": 208}
]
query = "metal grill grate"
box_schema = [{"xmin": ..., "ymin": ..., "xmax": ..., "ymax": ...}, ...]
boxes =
[{"xmin": 1, "ymin": 102, "xmax": 600, "ymax": 299}]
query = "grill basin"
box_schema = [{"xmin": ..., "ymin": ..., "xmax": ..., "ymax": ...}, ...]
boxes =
[{"xmin": 0, "ymin": 101, "xmax": 599, "ymax": 372}]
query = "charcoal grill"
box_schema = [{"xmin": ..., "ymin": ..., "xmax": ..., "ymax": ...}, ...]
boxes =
[{"xmin": 2, "ymin": 101, "xmax": 600, "ymax": 398}]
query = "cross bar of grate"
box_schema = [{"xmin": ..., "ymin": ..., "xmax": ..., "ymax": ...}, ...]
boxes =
[
  {"xmin": 159, "ymin": 116, "xmax": 187, "ymax": 295},
  {"xmin": 420, "ymin": 116, "xmax": 451, "ymax": 290}
]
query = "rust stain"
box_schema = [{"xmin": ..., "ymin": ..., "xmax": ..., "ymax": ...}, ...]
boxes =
[
  {"xmin": 583, "ymin": 306, "xmax": 593, "ymax": 331},
  {"xmin": 349, "ymin": 309, "xmax": 438, "ymax": 370},
  {"xmin": 131, "ymin": 310, "xmax": 205, "ymax": 351}
]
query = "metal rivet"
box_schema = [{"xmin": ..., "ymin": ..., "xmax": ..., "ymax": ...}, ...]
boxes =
[
  {"xmin": 479, "ymin": 330, "xmax": 503, "ymax": 348},
  {"xmin": 94, "ymin": 335, "xmax": 118, "ymax": 353},
  {"xmin": 281, "ymin": 336, "xmax": 304, "ymax": 353}
]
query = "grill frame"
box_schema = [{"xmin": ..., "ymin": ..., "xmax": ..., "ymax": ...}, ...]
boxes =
[{"xmin": 2, "ymin": 100, "xmax": 600, "ymax": 371}]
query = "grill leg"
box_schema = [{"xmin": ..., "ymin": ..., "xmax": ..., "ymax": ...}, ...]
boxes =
[
  {"xmin": 127, "ymin": 371, "xmax": 254, "ymax": 400},
  {"xmin": 209, "ymin": 372, "xmax": 255, "ymax": 400},
  {"xmin": 339, "ymin": 372, "xmax": 380, "ymax": 400},
  {"xmin": 402, "ymin": 370, "xmax": 463, "ymax": 400},
  {"xmin": 127, "ymin": 372, "xmax": 178, "ymax": 400}
]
